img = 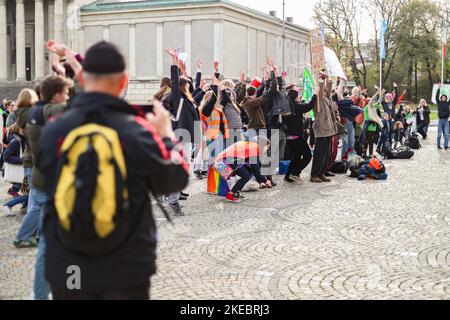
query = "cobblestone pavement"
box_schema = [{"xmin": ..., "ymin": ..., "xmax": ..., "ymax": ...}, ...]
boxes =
[{"xmin": 1, "ymin": 128, "xmax": 450, "ymax": 300}]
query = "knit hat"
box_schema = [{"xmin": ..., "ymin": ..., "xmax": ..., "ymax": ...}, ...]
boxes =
[{"xmin": 82, "ymin": 41, "xmax": 126, "ymax": 75}]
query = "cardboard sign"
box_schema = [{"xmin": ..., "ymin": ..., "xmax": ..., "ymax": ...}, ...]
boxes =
[
  {"xmin": 432, "ymin": 84, "xmax": 450, "ymax": 104},
  {"xmin": 324, "ymin": 47, "xmax": 347, "ymax": 80},
  {"xmin": 310, "ymin": 30, "xmax": 325, "ymax": 80}
]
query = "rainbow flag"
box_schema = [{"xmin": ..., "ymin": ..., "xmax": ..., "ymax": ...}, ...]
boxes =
[{"xmin": 207, "ymin": 166, "xmax": 230, "ymax": 197}]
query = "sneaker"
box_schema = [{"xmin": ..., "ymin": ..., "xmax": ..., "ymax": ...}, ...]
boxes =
[
  {"xmin": 446, "ymin": 147, "xmax": 449, "ymax": 150},
  {"xmin": 180, "ymin": 192, "xmax": 189, "ymax": 197},
  {"xmin": 234, "ymin": 192, "xmax": 245, "ymax": 199},
  {"xmin": 19, "ymin": 207, "xmax": 27, "ymax": 215},
  {"xmin": 201, "ymin": 171, "xmax": 208, "ymax": 176},
  {"xmin": 1, "ymin": 205, "xmax": 14, "ymax": 217},
  {"xmin": 284, "ymin": 176, "xmax": 296, "ymax": 183},
  {"xmin": 310, "ymin": 176, "xmax": 323, "ymax": 183},
  {"xmin": 285, "ymin": 175, "xmax": 301, "ymax": 183},
  {"xmin": 168, "ymin": 202, "xmax": 184, "ymax": 216},
  {"xmin": 13, "ymin": 239, "xmax": 38, "ymax": 249},
  {"xmin": 438, "ymin": 146, "xmax": 443, "ymax": 150},
  {"xmin": 319, "ymin": 174, "xmax": 331, "ymax": 182},
  {"xmin": 193, "ymin": 170, "xmax": 203, "ymax": 180},
  {"xmin": 179, "ymin": 195, "xmax": 188, "ymax": 201},
  {"xmin": 226, "ymin": 192, "xmax": 241, "ymax": 203}
]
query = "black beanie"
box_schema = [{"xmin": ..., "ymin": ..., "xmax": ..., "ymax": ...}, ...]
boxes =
[{"xmin": 82, "ymin": 41, "xmax": 126, "ymax": 74}]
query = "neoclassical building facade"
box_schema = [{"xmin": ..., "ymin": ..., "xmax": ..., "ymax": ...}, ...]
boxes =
[
  {"xmin": 79, "ymin": 0, "xmax": 311, "ymax": 103},
  {"xmin": 0, "ymin": 0, "xmax": 93, "ymax": 83},
  {"xmin": 0, "ymin": 0, "xmax": 311, "ymax": 104}
]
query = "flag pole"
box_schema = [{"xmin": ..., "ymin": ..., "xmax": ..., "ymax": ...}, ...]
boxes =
[{"xmin": 380, "ymin": 53, "xmax": 383, "ymax": 91}]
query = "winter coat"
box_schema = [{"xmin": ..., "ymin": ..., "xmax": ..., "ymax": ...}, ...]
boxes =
[
  {"xmin": 14, "ymin": 107, "xmax": 33, "ymax": 168},
  {"xmin": 38, "ymin": 92, "xmax": 189, "ymax": 292},
  {"xmin": 436, "ymin": 89, "xmax": 450, "ymax": 120},
  {"xmin": 26, "ymin": 101, "xmax": 67, "ymax": 191},
  {"xmin": 166, "ymin": 65, "xmax": 201, "ymax": 144}
]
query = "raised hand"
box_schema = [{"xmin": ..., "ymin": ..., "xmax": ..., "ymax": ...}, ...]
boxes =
[
  {"xmin": 393, "ymin": 81, "xmax": 398, "ymax": 88},
  {"xmin": 197, "ymin": 59, "xmax": 203, "ymax": 70},
  {"xmin": 165, "ymin": 48, "xmax": 178, "ymax": 65},
  {"xmin": 51, "ymin": 54, "xmax": 66, "ymax": 77},
  {"xmin": 239, "ymin": 71, "xmax": 245, "ymax": 83},
  {"xmin": 213, "ymin": 61, "xmax": 219, "ymax": 73},
  {"xmin": 46, "ymin": 40, "xmax": 70, "ymax": 57},
  {"xmin": 178, "ymin": 60, "xmax": 187, "ymax": 76}
]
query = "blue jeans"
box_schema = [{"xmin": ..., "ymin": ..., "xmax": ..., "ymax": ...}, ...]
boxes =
[
  {"xmin": 437, "ymin": 119, "xmax": 449, "ymax": 148},
  {"xmin": 15, "ymin": 187, "xmax": 46, "ymax": 240},
  {"xmin": 34, "ymin": 208, "xmax": 50, "ymax": 300},
  {"xmin": 4, "ymin": 194, "xmax": 28, "ymax": 208},
  {"xmin": 341, "ymin": 118, "xmax": 355, "ymax": 159}
]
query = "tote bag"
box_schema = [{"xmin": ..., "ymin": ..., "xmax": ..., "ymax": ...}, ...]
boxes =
[{"xmin": 3, "ymin": 141, "xmax": 24, "ymax": 184}]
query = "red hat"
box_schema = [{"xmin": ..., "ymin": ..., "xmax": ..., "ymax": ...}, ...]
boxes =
[{"xmin": 250, "ymin": 77, "xmax": 262, "ymax": 88}]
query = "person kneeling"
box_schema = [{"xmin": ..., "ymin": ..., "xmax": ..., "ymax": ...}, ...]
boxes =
[{"xmin": 208, "ymin": 137, "xmax": 272, "ymax": 202}]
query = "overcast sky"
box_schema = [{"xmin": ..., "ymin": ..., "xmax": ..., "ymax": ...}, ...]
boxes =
[{"xmin": 228, "ymin": 0, "xmax": 373, "ymax": 41}]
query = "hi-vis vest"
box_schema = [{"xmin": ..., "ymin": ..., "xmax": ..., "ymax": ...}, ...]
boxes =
[
  {"xmin": 53, "ymin": 123, "xmax": 130, "ymax": 256},
  {"xmin": 202, "ymin": 108, "xmax": 229, "ymax": 140}
]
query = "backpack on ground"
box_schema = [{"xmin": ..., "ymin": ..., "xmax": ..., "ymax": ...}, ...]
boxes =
[
  {"xmin": 405, "ymin": 133, "xmax": 421, "ymax": 149},
  {"xmin": 330, "ymin": 160, "xmax": 349, "ymax": 174},
  {"xmin": 53, "ymin": 122, "xmax": 130, "ymax": 256},
  {"xmin": 387, "ymin": 146, "xmax": 414, "ymax": 160}
]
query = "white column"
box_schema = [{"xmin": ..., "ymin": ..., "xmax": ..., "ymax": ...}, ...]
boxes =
[
  {"xmin": 213, "ymin": 20, "xmax": 223, "ymax": 70},
  {"xmin": 156, "ymin": 23, "xmax": 163, "ymax": 77},
  {"xmin": 48, "ymin": 0, "xmax": 55, "ymax": 74},
  {"xmin": 184, "ymin": 21, "xmax": 192, "ymax": 76},
  {"xmin": 16, "ymin": 0, "xmax": 26, "ymax": 81},
  {"xmin": 54, "ymin": 0, "xmax": 64, "ymax": 44},
  {"xmin": 246, "ymin": 27, "xmax": 251, "ymax": 77},
  {"xmin": 0, "ymin": 0, "xmax": 7, "ymax": 81},
  {"xmin": 129, "ymin": 24, "xmax": 136, "ymax": 79},
  {"xmin": 35, "ymin": 0, "xmax": 45, "ymax": 80},
  {"xmin": 102, "ymin": 25, "xmax": 109, "ymax": 41}
]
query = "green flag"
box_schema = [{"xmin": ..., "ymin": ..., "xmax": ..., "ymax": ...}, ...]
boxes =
[{"xmin": 302, "ymin": 67, "xmax": 315, "ymax": 103}]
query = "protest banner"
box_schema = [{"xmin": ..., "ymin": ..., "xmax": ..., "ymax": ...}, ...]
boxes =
[
  {"xmin": 310, "ymin": 30, "xmax": 325, "ymax": 80},
  {"xmin": 324, "ymin": 47, "xmax": 347, "ymax": 80}
]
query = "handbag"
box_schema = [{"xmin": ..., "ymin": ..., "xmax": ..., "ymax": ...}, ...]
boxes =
[
  {"xmin": 3, "ymin": 140, "xmax": 24, "ymax": 184},
  {"xmin": 213, "ymin": 159, "xmax": 235, "ymax": 180}
]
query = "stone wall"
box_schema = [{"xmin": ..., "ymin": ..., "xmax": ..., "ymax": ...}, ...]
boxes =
[{"xmin": 125, "ymin": 80, "xmax": 160, "ymax": 104}]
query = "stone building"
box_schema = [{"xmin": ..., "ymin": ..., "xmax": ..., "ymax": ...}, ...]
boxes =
[
  {"xmin": 79, "ymin": 0, "xmax": 311, "ymax": 103},
  {"xmin": 0, "ymin": 0, "xmax": 92, "ymax": 84},
  {"xmin": 0, "ymin": 0, "xmax": 311, "ymax": 103}
]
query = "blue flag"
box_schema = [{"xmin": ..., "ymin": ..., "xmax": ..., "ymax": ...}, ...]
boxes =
[
  {"xmin": 380, "ymin": 20, "xmax": 388, "ymax": 60},
  {"xmin": 320, "ymin": 19, "xmax": 326, "ymax": 43}
]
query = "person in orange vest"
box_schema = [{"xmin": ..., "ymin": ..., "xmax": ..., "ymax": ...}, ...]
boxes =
[
  {"xmin": 199, "ymin": 74, "xmax": 230, "ymax": 165},
  {"xmin": 209, "ymin": 137, "xmax": 272, "ymax": 203}
]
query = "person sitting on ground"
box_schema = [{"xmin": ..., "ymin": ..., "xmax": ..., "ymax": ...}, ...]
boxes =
[{"xmin": 208, "ymin": 137, "xmax": 272, "ymax": 202}]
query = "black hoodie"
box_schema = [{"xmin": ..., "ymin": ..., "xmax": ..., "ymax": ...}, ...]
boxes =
[
  {"xmin": 38, "ymin": 92, "xmax": 189, "ymax": 291},
  {"xmin": 436, "ymin": 89, "xmax": 450, "ymax": 119}
]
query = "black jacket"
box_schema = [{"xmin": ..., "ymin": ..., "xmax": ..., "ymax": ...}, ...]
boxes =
[
  {"xmin": 284, "ymin": 95, "xmax": 317, "ymax": 137},
  {"xmin": 436, "ymin": 89, "xmax": 450, "ymax": 119},
  {"xmin": 382, "ymin": 87, "xmax": 399, "ymax": 119},
  {"xmin": 414, "ymin": 106, "xmax": 431, "ymax": 124},
  {"xmin": 38, "ymin": 92, "xmax": 189, "ymax": 291},
  {"xmin": 166, "ymin": 65, "xmax": 200, "ymax": 144}
]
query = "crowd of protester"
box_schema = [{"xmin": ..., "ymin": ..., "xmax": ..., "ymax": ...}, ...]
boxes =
[{"xmin": 0, "ymin": 39, "xmax": 447, "ymax": 300}]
